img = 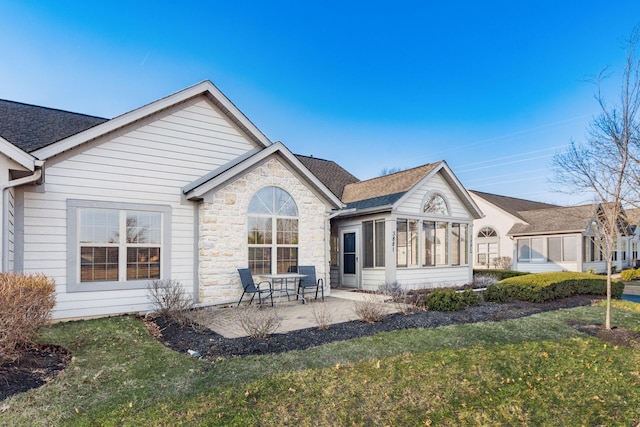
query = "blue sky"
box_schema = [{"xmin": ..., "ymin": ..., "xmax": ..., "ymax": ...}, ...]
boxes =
[{"xmin": 1, "ymin": 1, "xmax": 639, "ymax": 205}]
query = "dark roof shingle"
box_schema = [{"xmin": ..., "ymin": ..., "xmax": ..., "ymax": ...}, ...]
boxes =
[
  {"xmin": 295, "ymin": 154, "xmax": 359, "ymax": 199},
  {"xmin": 342, "ymin": 162, "xmax": 440, "ymax": 204},
  {"xmin": 0, "ymin": 99, "xmax": 108, "ymax": 153},
  {"xmin": 508, "ymin": 204, "xmax": 599, "ymax": 235},
  {"xmin": 470, "ymin": 190, "xmax": 559, "ymax": 220}
]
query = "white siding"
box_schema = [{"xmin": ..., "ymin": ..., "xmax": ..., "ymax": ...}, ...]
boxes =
[
  {"xmin": 470, "ymin": 193, "xmax": 517, "ymax": 270},
  {"xmin": 512, "ymin": 262, "xmax": 567, "ymax": 273},
  {"xmin": 395, "ymin": 266, "xmax": 470, "ymax": 289},
  {"xmin": 396, "ymin": 172, "xmax": 472, "ymax": 220},
  {"xmin": 22, "ymin": 96, "xmax": 262, "ymax": 319},
  {"xmin": 362, "ymin": 269, "xmax": 386, "ymax": 289}
]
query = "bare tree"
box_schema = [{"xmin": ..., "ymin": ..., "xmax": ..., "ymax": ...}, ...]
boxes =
[
  {"xmin": 379, "ymin": 167, "xmax": 404, "ymax": 176},
  {"xmin": 553, "ymin": 27, "xmax": 640, "ymax": 330}
]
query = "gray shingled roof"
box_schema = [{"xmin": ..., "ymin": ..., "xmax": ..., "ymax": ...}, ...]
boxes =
[
  {"xmin": 342, "ymin": 162, "xmax": 440, "ymax": 204},
  {"xmin": 0, "ymin": 99, "xmax": 108, "ymax": 153},
  {"xmin": 345, "ymin": 192, "xmax": 405, "ymax": 210},
  {"xmin": 508, "ymin": 204, "xmax": 599, "ymax": 235},
  {"xmin": 469, "ymin": 190, "xmax": 559, "ymax": 221},
  {"xmin": 295, "ymin": 154, "xmax": 359, "ymax": 199}
]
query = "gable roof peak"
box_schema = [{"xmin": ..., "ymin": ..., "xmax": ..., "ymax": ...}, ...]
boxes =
[
  {"xmin": 31, "ymin": 80, "xmax": 272, "ymax": 160},
  {"xmin": 342, "ymin": 161, "xmax": 442, "ymax": 203}
]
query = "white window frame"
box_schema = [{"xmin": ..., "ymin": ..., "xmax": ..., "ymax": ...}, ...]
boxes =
[
  {"xmin": 517, "ymin": 237, "xmax": 545, "ymax": 263},
  {"xmin": 67, "ymin": 200, "xmax": 171, "ymax": 292},
  {"xmin": 247, "ymin": 186, "xmax": 299, "ymax": 274}
]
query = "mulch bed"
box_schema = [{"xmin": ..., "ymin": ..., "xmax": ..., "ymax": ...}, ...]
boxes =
[
  {"xmin": 3, "ymin": 294, "xmax": 639, "ymax": 402},
  {"xmin": 147, "ymin": 295, "xmax": 623, "ymax": 360},
  {"xmin": 0, "ymin": 344, "xmax": 71, "ymax": 401}
]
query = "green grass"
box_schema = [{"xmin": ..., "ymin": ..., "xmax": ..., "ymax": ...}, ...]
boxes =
[{"xmin": 2, "ymin": 301, "xmax": 640, "ymax": 426}]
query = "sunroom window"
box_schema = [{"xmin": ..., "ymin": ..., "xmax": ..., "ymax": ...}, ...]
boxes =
[{"xmin": 363, "ymin": 219, "xmax": 385, "ymax": 268}]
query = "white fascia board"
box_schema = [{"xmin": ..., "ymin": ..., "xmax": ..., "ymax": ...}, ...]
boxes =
[
  {"xmin": 0, "ymin": 136, "xmax": 36, "ymax": 171},
  {"xmin": 185, "ymin": 141, "xmax": 343, "ymax": 209},
  {"xmin": 32, "ymin": 80, "xmax": 272, "ymax": 160},
  {"xmin": 391, "ymin": 161, "xmax": 483, "ymax": 219},
  {"xmin": 508, "ymin": 230, "xmax": 585, "ymax": 237}
]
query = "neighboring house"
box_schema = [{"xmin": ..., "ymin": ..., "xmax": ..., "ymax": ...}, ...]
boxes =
[
  {"xmin": 0, "ymin": 80, "xmax": 482, "ymax": 319},
  {"xmin": 331, "ymin": 163, "xmax": 483, "ymax": 290},
  {"xmin": 469, "ymin": 190, "xmax": 558, "ymax": 269},
  {"xmin": 470, "ymin": 190, "xmax": 635, "ymax": 274}
]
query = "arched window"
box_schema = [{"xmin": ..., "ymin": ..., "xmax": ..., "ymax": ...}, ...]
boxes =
[
  {"xmin": 477, "ymin": 227, "xmax": 498, "ymax": 238},
  {"xmin": 247, "ymin": 186, "xmax": 298, "ymax": 274},
  {"xmin": 423, "ymin": 193, "xmax": 449, "ymax": 215},
  {"xmin": 476, "ymin": 226, "xmax": 499, "ymax": 266}
]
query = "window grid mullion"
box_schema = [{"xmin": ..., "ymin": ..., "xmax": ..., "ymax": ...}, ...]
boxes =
[{"xmin": 119, "ymin": 210, "xmax": 127, "ymax": 282}]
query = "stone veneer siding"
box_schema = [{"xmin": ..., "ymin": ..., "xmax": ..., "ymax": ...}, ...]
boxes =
[{"xmin": 198, "ymin": 158, "xmax": 330, "ymax": 303}]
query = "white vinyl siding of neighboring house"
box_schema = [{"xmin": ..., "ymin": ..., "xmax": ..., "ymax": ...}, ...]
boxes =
[
  {"xmin": 468, "ymin": 193, "xmax": 519, "ymax": 270},
  {"xmin": 19, "ymin": 96, "xmax": 261, "ymax": 319}
]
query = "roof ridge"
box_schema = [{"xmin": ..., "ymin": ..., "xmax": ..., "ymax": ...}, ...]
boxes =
[
  {"xmin": 469, "ymin": 189, "xmax": 559, "ymax": 206},
  {"xmin": 354, "ymin": 161, "xmax": 440, "ymax": 185},
  {"xmin": 0, "ymin": 99, "xmax": 108, "ymax": 120}
]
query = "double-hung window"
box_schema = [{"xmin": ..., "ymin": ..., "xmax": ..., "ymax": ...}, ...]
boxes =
[{"xmin": 68, "ymin": 200, "xmax": 171, "ymax": 292}]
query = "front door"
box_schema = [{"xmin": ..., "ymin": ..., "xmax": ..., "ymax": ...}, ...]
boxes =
[{"xmin": 340, "ymin": 228, "xmax": 359, "ymax": 288}]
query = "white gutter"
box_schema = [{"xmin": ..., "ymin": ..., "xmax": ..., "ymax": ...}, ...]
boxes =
[{"xmin": 2, "ymin": 162, "xmax": 43, "ymax": 271}]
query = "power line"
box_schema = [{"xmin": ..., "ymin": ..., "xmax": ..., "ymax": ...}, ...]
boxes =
[{"xmin": 429, "ymin": 114, "xmax": 590, "ymax": 157}]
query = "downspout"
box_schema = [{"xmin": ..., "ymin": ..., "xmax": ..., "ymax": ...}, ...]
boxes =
[{"xmin": 2, "ymin": 161, "xmax": 44, "ymax": 272}]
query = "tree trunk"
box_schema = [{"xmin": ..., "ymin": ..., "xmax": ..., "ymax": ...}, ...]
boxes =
[{"xmin": 606, "ymin": 258, "xmax": 612, "ymax": 330}]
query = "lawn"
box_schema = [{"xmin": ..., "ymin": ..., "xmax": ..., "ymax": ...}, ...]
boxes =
[{"xmin": 1, "ymin": 301, "xmax": 640, "ymax": 426}]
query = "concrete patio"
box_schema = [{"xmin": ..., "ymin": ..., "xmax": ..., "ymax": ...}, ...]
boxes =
[{"xmin": 191, "ymin": 288, "xmax": 399, "ymax": 338}]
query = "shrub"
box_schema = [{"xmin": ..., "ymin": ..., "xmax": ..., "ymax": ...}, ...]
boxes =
[
  {"xmin": 353, "ymin": 295, "xmax": 388, "ymax": 323},
  {"xmin": 492, "ymin": 256, "xmax": 513, "ymax": 270},
  {"xmin": 423, "ymin": 289, "xmax": 469, "ymax": 311},
  {"xmin": 483, "ymin": 284, "xmax": 510, "ymax": 303},
  {"xmin": 0, "ymin": 273, "xmax": 56, "ymax": 362},
  {"xmin": 459, "ymin": 289, "xmax": 480, "ymax": 306},
  {"xmin": 147, "ymin": 279, "xmax": 193, "ymax": 326},
  {"xmin": 497, "ymin": 272, "xmax": 624, "ymax": 303},
  {"xmin": 620, "ymin": 268, "xmax": 638, "ymax": 281},
  {"xmin": 235, "ymin": 304, "xmax": 281, "ymax": 338},
  {"xmin": 311, "ymin": 302, "xmax": 333, "ymax": 330},
  {"xmin": 473, "ymin": 269, "xmax": 529, "ymax": 281},
  {"xmin": 378, "ymin": 281, "xmax": 413, "ymax": 313}
]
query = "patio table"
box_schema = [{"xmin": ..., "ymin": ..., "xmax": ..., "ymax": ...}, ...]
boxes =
[{"xmin": 259, "ymin": 273, "xmax": 308, "ymax": 303}]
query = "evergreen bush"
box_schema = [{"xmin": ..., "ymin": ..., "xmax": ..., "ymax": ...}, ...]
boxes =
[{"xmin": 496, "ymin": 272, "xmax": 624, "ymax": 303}]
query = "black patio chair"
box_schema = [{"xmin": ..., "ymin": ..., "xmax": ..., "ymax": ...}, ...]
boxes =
[
  {"xmin": 296, "ymin": 265, "xmax": 324, "ymax": 302},
  {"xmin": 237, "ymin": 268, "xmax": 273, "ymax": 307}
]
